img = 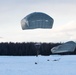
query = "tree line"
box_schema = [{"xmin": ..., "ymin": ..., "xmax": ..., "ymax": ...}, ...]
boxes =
[{"xmin": 0, "ymin": 42, "xmax": 76, "ymax": 56}]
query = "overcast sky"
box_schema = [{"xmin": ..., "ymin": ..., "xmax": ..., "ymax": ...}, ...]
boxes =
[{"xmin": 0, "ymin": 0, "xmax": 76, "ymax": 43}]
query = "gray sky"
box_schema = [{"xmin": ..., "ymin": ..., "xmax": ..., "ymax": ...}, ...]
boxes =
[{"xmin": 0, "ymin": 0, "xmax": 76, "ymax": 42}]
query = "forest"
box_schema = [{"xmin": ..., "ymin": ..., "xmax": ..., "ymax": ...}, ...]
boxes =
[{"xmin": 0, "ymin": 42, "xmax": 76, "ymax": 56}]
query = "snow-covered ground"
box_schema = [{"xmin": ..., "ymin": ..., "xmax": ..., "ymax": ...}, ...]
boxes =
[{"xmin": 0, "ymin": 55, "xmax": 76, "ymax": 75}]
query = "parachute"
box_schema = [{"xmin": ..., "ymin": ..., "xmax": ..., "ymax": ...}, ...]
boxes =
[
  {"xmin": 51, "ymin": 41, "xmax": 76, "ymax": 53},
  {"xmin": 21, "ymin": 12, "xmax": 54, "ymax": 30}
]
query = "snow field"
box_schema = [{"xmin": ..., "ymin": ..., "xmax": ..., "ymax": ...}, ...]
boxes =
[{"xmin": 0, "ymin": 55, "xmax": 76, "ymax": 75}]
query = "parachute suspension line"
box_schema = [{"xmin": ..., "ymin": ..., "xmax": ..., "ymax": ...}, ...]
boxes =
[{"xmin": 35, "ymin": 43, "xmax": 41, "ymax": 64}]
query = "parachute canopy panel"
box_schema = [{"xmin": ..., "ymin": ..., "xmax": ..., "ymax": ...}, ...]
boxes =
[{"xmin": 21, "ymin": 12, "xmax": 54, "ymax": 30}]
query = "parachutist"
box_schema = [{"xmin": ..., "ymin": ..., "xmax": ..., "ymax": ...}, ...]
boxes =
[
  {"xmin": 47, "ymin": 59, "xmax": 50, "ymax": 61},
  {"xmin": 35, "ymin": 62, "xmax": 37, "ymax": 64}
]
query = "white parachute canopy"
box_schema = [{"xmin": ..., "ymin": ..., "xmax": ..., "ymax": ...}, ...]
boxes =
[
  {"xmin": 21, "ymin": 12, "xmax": 54, "ymax": 30},
  {"xmin": 51, "ymin": 41, "xmax": 76, "ymax": 53}
]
